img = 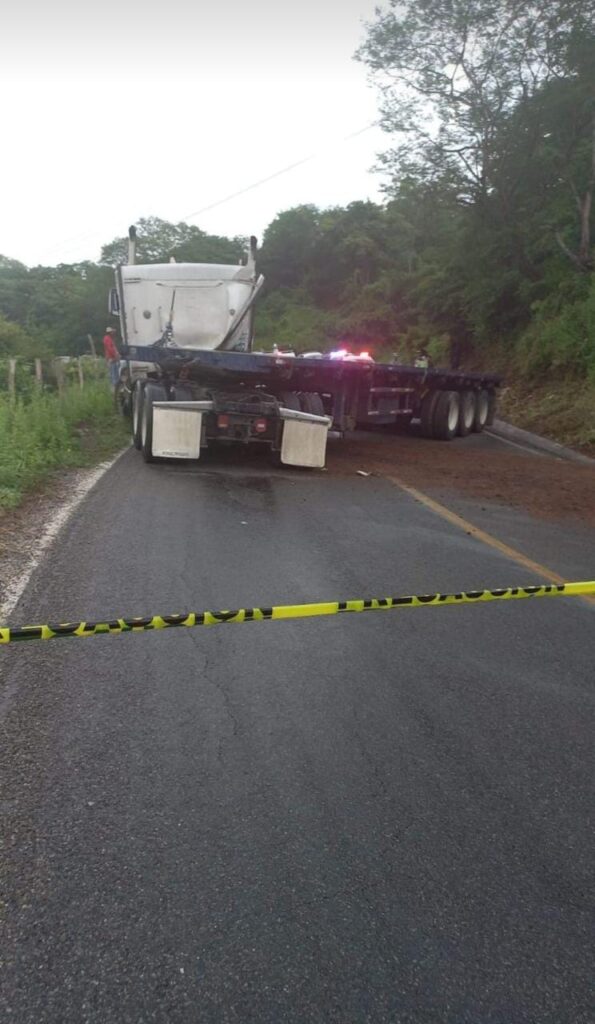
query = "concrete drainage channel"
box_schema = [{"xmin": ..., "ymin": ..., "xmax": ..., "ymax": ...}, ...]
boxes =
[{"xmin": 488, "ymin": 420, "xmax": 595, "ymax": 466}]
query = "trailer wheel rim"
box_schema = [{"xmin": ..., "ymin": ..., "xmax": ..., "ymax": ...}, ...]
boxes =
[
  {"xmin": 448, "ymin": 397, "xmax": 460, "ymax": 433},
  {"xmin": 141, "ymin": 399, "xmax": 148, "ymax": 446},
  {"xmin": 477, "ymin": 392, "xmax": 489, "ymax": 426},
  {"xmin": 463, "ymin": 393, "xmax": 475, "ymax": 429},
  {"xmin": 133, "ymin": 393, "xmax": 139, "ymax": 434}
]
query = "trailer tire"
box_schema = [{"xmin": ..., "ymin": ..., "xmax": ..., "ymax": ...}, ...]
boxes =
[
  {"xmin": 420, "ymin": 390, "xmax": 441, "ymax": 438},
  {"xmin": 141, "ymin": 383, "xmax": 167, "ymax": 463},
  {"xmin": 280, "ymin": 391, "xmax": 301, "ymax": 411},
  {"xmin": 458, "ymin": 390, "xmax": 476, "ymax": 437},
  {"xmin": 300, "ymin": 392, "xmax": 325, "ymax": 416},
  {"xmin": 433, "ymin": 390, "xmax": 460, "ymax": 441},
  {"xmin": 115, "ymin": 382, "xmax": 132, "ymax": 418},
  {"xmin": 473, "ymin": 389, "xmax": 490, "ymax": 432},
  {"xmin": 132, "ymin": 381, "xmax": 145, "ymax": 450},
  {"xmin": 486, "ymin": 389, "xmax": 497, "ymax": 426},
  {"xmin": 172, "ymin": 385, "xmax": 193, "ymax": 402}
]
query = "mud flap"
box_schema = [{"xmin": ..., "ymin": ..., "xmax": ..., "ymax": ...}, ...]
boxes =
[
  {"xmin": 280, "ymin": 409, "xmax": 331, "ymax": 468},
  {"xmin": 151, "ymin": 401, "xmax": 213, "ymax": 459}
]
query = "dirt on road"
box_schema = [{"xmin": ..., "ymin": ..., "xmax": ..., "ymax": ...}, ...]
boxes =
[
  {"xmin": 326, "ymin": 430, "xmax": 595, "ymax": 528},
  {"xmin": 2, "ymin": 431, "xmax": 594, "ymax": 619}
]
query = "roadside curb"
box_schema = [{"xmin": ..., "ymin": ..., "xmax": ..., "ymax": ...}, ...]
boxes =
[{"xmin": 489, "ymin": 419, "xmax": 595, "ymax": 467}]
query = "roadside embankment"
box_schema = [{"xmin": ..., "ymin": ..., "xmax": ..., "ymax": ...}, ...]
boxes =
[{"xmin": 0, "ymin": 382, "xmax": 129, "ymax": 509}]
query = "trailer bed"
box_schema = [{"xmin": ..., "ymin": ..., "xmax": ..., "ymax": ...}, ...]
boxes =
[{"xmin": 122, "ymin": 344, "xmax": 501, "ymax": 434}]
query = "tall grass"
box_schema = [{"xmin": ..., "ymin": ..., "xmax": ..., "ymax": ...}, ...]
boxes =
[
  {"xmin": 516, "ymin": 275, "xmax": 595, "ymax": 381},
  {"xmin": 0, "ymin": 382, "xmax": 128, "ymax": 508}
]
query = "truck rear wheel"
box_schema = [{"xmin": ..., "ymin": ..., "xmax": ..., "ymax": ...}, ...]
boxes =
[
  {"xmin": 115, "ymin": 381, "xmax": 131, "ymax": 418},
  {"xmin": 141, "ymin": 383, "xmax": 167, "ymax": 463},
  {"xmin": 280, "ymin": 391, "xmax": 301, "ymax": 411},
  {"xmin": 132, "ymin": 381, "xmax": 145, "ymax": 450},
  {"xmin": 300, "ymin": 392, "xmax": 325, "ymax": 416},
  {"xmin": 420, "ymin": 390, "xmax": 441, "ymax": 438},
  {"xmin": 458, "ymin": 390, "xmax": 476, "ymax": 437},
  {"xmin": 473, "ymin": 389, "xmax": 490, "ymax": 432},
  {"xmin": 172, "ymin": 385, "xmax": 193, "ymax": 402},
  {"xmin": 433, "ymin": 390, "xmax": 460, "ymax": 441}
]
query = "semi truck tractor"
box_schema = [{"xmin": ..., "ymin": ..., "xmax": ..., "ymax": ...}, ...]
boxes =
[{"xmin": 111, "ymin": 226, "xmax": 500, "ymax": 468}]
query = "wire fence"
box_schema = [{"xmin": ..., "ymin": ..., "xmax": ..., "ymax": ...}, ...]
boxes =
[{"xmin": 0, "ymin": 355, "xmax": 108, "ymax": 400}]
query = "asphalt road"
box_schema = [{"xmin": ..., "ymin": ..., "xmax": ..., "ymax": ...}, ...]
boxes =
[{"xmin": 1, "ymin": 445, "xmax": 594, "ymax": 1023}]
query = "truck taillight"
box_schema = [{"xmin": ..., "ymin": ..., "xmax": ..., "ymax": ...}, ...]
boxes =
[
  {"xmin": 217, "ymin": 415, "xmax": 230, "ymax": 429},
  {"xmin": 254, "ymin": 418, "xmax": 267, "ymax": 433}
]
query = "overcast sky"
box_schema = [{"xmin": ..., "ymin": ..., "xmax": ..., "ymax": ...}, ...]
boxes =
[{"xmin": 1, "ymin": 0, "xmax": 388, "ymax": 267}]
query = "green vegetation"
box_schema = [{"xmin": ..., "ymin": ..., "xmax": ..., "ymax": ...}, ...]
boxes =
[
  {"xmin": 499, "ymin": 378, "xmax": 595, "ymax": 451},
  {"xmin": 0, "ymin": 313, "xmax": 47, "ymax": 360},
  {"xmin": 0, "ymin": 382, "xmax": 128, "ymax": 508},
  {"xmin": 100, "ymin": 216, "xmax": 246, "ymax": 268},
  {"xmin": 0, "ymin": 220, "xmax": 246, "ymax": 358}
]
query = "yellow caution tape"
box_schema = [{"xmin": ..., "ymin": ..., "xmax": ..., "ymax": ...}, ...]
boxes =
[{"xmin": 1, "ymin": 580, "xmax": 594, "ymax": 645}]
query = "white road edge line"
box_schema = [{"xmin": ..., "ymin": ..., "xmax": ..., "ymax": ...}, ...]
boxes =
[
  {"xmin": 0, "ymin": 447, "xmax": 129, "ymax": 622},
  {"xmin": 484, "ymin": 429, "xmax": 551, "ymax": 458}
]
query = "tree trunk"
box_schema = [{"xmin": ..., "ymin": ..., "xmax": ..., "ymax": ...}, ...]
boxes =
[
  {"xmin": 578, "ymin": 188, "xmax": 592, "ymax": 267},
  {"xmin": 578, "ymin": 115, "xmax": 595, "ymax": 268}
]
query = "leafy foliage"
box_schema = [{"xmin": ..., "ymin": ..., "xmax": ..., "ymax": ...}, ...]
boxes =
[
  {"xmin": 0, "ymin": 315, "xmax": 43, "ymax": 358},
  {"xmin": 0, "ymin": 260, "xmax": 113, "ymax": 357},
  {"xmin": 356, "ymin": 0, "xmax": 594, "ymax": 203},
  {"xmin": 100, "ymin": 216, "xmax": 246, "ymax": 266},
  {"xmin": 255, "ymin": 289, "xmax": 337, "ymax": 352},
  {"xmin": 0, "ymin": 381, "xmax": 128, "ymax": 507}
]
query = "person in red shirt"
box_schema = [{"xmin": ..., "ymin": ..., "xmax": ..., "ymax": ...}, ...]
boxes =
[{"xmin": 102, "ymin": 327, "xmax": 120, "ymax": 388}]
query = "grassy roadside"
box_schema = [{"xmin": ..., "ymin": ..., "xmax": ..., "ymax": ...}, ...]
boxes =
[
  {"xmin": 0, "ymin": 382, "xmax": 129, "ymax": 509},
  {"xmin": 498, "ymin": 379, "xmax": 595, "ymax": 457}
]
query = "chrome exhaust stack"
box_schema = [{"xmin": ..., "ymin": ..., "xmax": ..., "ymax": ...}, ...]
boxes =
[{"xmin": 128, "ymin": 225, "xmax": 137, "ymax": 265}]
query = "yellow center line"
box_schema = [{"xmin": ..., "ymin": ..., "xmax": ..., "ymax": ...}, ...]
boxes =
[{"xmin": 385, "ymin": 473, "xmax": 595, "ymax": 607}]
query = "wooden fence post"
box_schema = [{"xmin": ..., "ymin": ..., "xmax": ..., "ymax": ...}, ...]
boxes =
[
  {"xmin": 8, "ymin": 358, "xmax": 16, "ymax": 401},
  {"xmin": 77, "ymin": 357, "xmax": 84, "ymax": 390},
  {"xmin": 35, "ymin": 358, "xmax": 43, "ymax": 387},
  {"xmin": 54, "ymin": 359, "xmax": 65, "ymax": 398},
  {"xmin": 88, "ymin": 334, "xmax": 97, "ymax": 358}
]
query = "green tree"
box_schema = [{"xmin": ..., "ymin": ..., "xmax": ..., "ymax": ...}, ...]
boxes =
[
  {"xmin": 308, "ymin": 201, "xmax": 393, "ymax": 304},
  {"xmin": 0, "ymin": 314, "xmax": 46, "ymax": 358},
  {"xmin": 23, "ymin": 263, "xmax": 114, "ymax": 355},
  {"xmin": 357, "ymin": 0, "xmax": 595, "ymax": 204},
  {"xmin": 0, "ymin": 256, "xmax": 32, "ymax": 324},
  {"xmin": 259, "ymin": 206, "xmax": 321, "ymax": 289},
  {"xmin": 100, "ymin": 216, "xmax": 246, "ymax": 266}
]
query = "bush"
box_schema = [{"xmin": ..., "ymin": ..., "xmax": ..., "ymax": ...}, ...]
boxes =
[
  {"xmin": 517, "ymin": 277, "xmax": 595, "ymax": 380},
  {"xmin": 0, "ymin": 381, "xmax": 127, "ymax": 508},
  {"xmin": 255, "ymin": 289, "xmax": 337, "ymax": 352},
  {"xmin": 0, "ymin": 315, "xmax": 43, "ymax": 359}
]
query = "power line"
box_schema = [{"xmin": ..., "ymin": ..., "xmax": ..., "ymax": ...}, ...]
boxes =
[
  {"xmin": 182, "ymin": 155, "xmax": 316, "ymax": 221},
  {"xmin": 30, "ymin": 123, "xmax": 378, "ymax": 264},
  {"xmin": 182, "ymin": 124, "xmax": 376, "ymax": 222}
]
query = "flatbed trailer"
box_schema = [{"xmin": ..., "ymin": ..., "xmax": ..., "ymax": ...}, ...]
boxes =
[
  {"xmin": 121, "ymin": 342, "xmax": 501, "ymax": 465},
  {"xmin": 113, "ymin": 228, "xmax": 501, "ymax": 468}
]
